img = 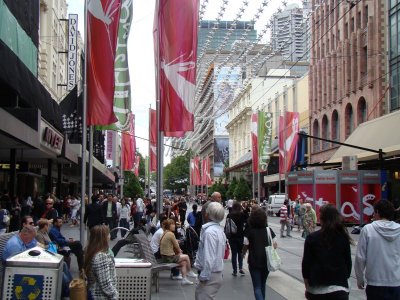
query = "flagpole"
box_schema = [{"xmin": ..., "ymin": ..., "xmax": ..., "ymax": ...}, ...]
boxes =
[
  {"xmin": 283, "ymin": 106, "xmax": 287, "ymax": 197},
  {"xmin": 148, "ymin": 105, "xmax": 151, "ymax": 198},
  {"xmin": 120, "ymin": 132, "xmax": 124, "ymax": 199},
  {"xmin": 252, "ymin": 169, "xmax": 255, "ymax": 200},
  {"xmin": 278, "ymin": 109, "xmax": 282, "ymax": 194},
  {"xmin": 88, "ymin": 125, "xmax": 93, "ymax": 212},
  {"xmin": 80, "ymin": 0, "xmax": 88, "ymax": 247},
  {"xmin": 155, "ymin": 1, "xmax": 164, "ymax": 216}
]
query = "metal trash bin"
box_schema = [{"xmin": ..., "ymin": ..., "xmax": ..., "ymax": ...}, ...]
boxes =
[
  {"xmin": 115, "ymin": 258, "xmax": 152, "ymax": 300},
  {"xmin": 2, "ymin": 247, "xmax": 64, "ymax": 300}
]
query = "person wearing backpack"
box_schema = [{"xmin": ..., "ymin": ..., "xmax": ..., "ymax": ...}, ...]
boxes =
[{"xmin": 225, "ymin": 201, "xmax": 248, "ymax": 276}]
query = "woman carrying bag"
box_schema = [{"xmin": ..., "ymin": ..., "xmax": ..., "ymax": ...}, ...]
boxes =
[{"xmin": 242, "ymin": 207, "xmax": 277, "ymax": 300}]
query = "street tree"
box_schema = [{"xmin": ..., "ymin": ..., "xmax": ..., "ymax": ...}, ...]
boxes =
[
  {"xmin": 234, "ymin": 177, "xmax": 251, "ymax": 201},
  {"xmin": 163, "ymin": 152, "xmax": 191, "ymax": 194},
  {"xmin": 226, "ymin": 176, "xmax": 238, "ymax": 200},
  {"xmin": 124, "ymin": 171, "xmax": 144, "ymax": 198}
]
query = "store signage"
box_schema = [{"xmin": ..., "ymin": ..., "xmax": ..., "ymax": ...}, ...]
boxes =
[
  {"xmin": 67, "ymin": 14, "xmax": 78, "ymax": 91},
  {"xmin": 40, "ymin": 120, "xmax": 64, "ymax": 155},
  {"xmin": 0, "ymin": 164, "xmax": 20, "ymax": 170}
]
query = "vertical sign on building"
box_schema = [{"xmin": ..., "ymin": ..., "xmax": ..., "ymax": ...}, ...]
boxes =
[
  {"xmin": 258, "ymin": 112, "xmax": 273, "ymax": 172},
  {"xmin": 67, "ymin": 14, "xmax": 78, "ymax": 91},
  {"xmin": 106, "ymin": 130, "xmax": 115, "ymax": 160}
]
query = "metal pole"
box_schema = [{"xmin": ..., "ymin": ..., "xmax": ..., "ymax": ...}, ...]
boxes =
[
  {"xmin": 155, "ymin": 4, "xmax": 163, "ymax": 216},
  {"xmin": 148, "ymin": 105, "xmax": 151, "ymax": 198},
  {"xmin": 252, "ymin": 169, "xmax": 255, "ymax": 200},
  {"xmin": 278, "ymin": 109, "xmax": 281, "ymax": 194},
  {"xmin": 88, "ymin": 126, "xmax": 93, "ymax": 208},
  {"xmin": 120, "ymin": 133, "xmax": 124, "ymax": 199},
  {"xmin": 283, "ymin": 107, "xmax": 287, "ymax": 197},
  {"xmin": 257, "ymin": 171, "xmax": 260, "ymax": 202},
  {"xmin": 80, "ymin": 0, "xmax": 88, "ymax": 247}
]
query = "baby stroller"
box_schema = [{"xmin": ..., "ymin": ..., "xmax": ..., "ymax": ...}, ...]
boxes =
[{"xmin": 181, "ymin": 225, "xmax": 199, "ymax": 265}]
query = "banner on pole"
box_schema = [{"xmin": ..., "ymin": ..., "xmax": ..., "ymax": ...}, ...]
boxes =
[
  {"xmin": 133, "ymin": 155, "xmax": 140, "ymax": 176},
  {"xmin": 251, "ymin": 112, "xmax": 258, "ymax": 173},
  {"xmin": 87, "ymin": 0, "xmax": 122, "ymax": 126},
  {"xmin": 258, "ymin": 111, "xmax": 273, "ymax": 172},
  {"xmin": 279, "ymin": 112, "xmax": 300, "ymax": 174},
  {"xmin": 149, "ymin": 109, "xmax": 157, "ymax": 172},
  {"xmin": 202, "ymin": 156, "xmax": 212, "ymax": 186},
  {"xmin": 153, "ymin": 0, "xmax": 199, "ymax": 136},
  {"xmin": 122, "ymin": 113, "xmax": 135, "ymax": 170}
]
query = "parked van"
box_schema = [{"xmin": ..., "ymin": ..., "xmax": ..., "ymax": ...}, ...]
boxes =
[{"xmin": 268, "ymin": 194, "xmax": 286, "ymax": 216}]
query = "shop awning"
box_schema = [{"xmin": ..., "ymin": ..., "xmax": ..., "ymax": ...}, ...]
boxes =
[
  {"xmin": 327, "ymin": 110, "xmax": 400, "ymax": 163},
  {"xmin": 264, "ymin": 173, "xmax": 280, "ymax": 183}
]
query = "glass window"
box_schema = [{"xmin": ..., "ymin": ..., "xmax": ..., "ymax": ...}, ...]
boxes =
[{"xmin": 391, "ymin": 63, "xmax": 400, "ymax": 111}]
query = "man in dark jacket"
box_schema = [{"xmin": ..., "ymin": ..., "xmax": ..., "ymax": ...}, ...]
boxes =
[
  {"xmin": 101, "ymin": 194, "xmax": 118, "ymax": 239},
  {"xmin": 84, "ymin": 196, "xmax": 103, "ymax": 229}
]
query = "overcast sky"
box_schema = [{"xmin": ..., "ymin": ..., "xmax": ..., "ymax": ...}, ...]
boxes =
[{"xmin": 67, "ymin": 0, "xmax": 303, "ymax": 161}]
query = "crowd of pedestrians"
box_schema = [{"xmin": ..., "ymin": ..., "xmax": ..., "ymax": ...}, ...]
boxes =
[{"xmin": 1, "ymin": 188, "xmax": 399, "ymax": 300}]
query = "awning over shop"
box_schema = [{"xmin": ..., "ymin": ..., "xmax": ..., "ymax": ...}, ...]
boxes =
[
  {"xmin": 327, "ymin": 110, "xmax": 400, "ymax": 163},
  {"xmin": 264, "ymin": 173, "xmax": 280, "ymax": 183}
]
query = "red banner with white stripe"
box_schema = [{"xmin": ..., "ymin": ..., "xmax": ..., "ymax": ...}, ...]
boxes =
[
  {"xmin": 202, "ymin": 156, "xmax": 212, "ymax": 186},
  {"xmin": 153, "ymin": 0, "xmax": 199, "ymax": 136},
  {"xmin": 87, "ymin": 0, "xmax": 121, "ymax": 125},
  {"xmin": 133, "ymin": 155, "xmax": 140, "ymax": 176},
  {"xmin": 122, "ymin": 113, "xmax": 135, "ymax": 170},
  {"xmin": 279, "ymin": 112, "xmax": 300, "ymax": 174},
  {"xmin": 251, "ymin": 112, "xmax": 259, "ymax": 173},
  {"xmin": 149, "ymin": 109, "xmax": 157, "ymax": 172}
]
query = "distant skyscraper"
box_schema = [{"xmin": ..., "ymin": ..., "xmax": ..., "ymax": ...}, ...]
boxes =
[
  {"xmin": 271, "ymin": 3, "xmax": 307, "ymax": 61},
  {"xmin": 198, "ymin": 20, "xmax": 257, "ymax": 52}
]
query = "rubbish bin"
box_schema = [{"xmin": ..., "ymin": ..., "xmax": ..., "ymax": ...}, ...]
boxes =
[
  {"xmin": 115, "ymin": 258, "xmax": 152, "ymax": 300},
  {"xmin": 2, "ymin": 247, "xmax": 64, "ymax": 300}
]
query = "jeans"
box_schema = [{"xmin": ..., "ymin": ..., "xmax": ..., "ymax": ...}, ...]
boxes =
[
  {"xmin": 106, "ymin": 217, "xmax": 117, "ymax": 239},
  {"xmin": 249, "ymin": 267, "xmax": 269, "ymax": 300},
  {"xmin": 229, "ymin": 237, "xmax": 243, "ymax": 273},
  {"xmin": 306, "ymin": 291, "xmax": 349, "ymax": 300},
  {"xmin": 119, "ymin": 218, "xmax": 129, "ymax": 237},
  {"xmin": 67, "ymin": 241, "xmax": 84, "ymax": 270},
  {"xmin": 366, "ymin": 285, "xmax": 400, "ymax": 300},
  {"xmin": 134, "ymin": 212, "xmax": 143, "ymax": 227},
  {"xmin": 280, "ymin": 220, "xmax": 291, "ymax": 236}
]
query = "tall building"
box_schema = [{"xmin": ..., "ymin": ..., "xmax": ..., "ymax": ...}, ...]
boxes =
[
  {"xmin": 39, "ymin": 0, "xmax": 68, "ymax": 101},
  {"xmin": 271, "ymin": 3, "xmax": 307, "ymax": 61},
  {"xmin": 198, "ymin": 20, "xmax": 257, "ymax": 52},
  {"xmin": 309, "ymin": 0, "xmax": 386, "ymax": 163},
  {"xmin": 389, "ymin": 0, "xmax": 400, "ymax": 112}
]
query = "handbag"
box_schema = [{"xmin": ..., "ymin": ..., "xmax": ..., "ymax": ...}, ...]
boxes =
[
  {"xmin": 266, "ymin": 227, "xmax": 281, "ymax": 272},
  {"xmin": 69, "ymin": 278, "xmax": 87, "ymax": 300},
  {"xmin": 2, "ymin": 210, "xmax": 10, "ymax": 224},
  {"xmin": 224, "ymin": 241, "xmax": 230, "ymax": 260}
]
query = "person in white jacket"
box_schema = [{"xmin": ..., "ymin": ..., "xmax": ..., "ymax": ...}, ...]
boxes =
[{"xmin": 355, "ymin": 200, "xmax": 400, "ymax": 300}]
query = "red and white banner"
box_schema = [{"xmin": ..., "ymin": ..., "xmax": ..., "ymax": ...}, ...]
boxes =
[
  {"xmin": 133, "ymin": 155, "xmax": 140, "ymax": 176},
  {"xmin": 190, "ymin": 156, "xmax": 201, "ymax": 186},
  {"xmin": 149, "ymin": 109, "xmax": 157, "ymax": 172},
  {"xmin": 202, "ymin": 156, "xmax": 212, "ymax": 186},
  {"xmin": 122, "ymin": 113, "xmax": 135, "ymax": 170},
  {"xmin": 87, "ymin": 0, "xmax": 121, "ymax": 125},
  {"xmin": 279, "ymin": 112, "xmax": 299, "ymax": 174},
  {"xmin": 153, "ymin": 0, "xmax": 199, "ymax": 136},
  {"xmin": 251, "ymin": 112, "xmax": 258, "ymax": 173}
]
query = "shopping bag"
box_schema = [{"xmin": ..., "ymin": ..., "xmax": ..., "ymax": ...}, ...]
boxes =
[
  {"xmin": 224, "ymin": 241, "xmax": 230, "ymax": 260},
  {"xmin": 266, "ymin": 227, "xmax": 281, "ymax": 272},
  {"xmin": 69, "ymin": 278, "xmax": 87, "ymax": 300}
]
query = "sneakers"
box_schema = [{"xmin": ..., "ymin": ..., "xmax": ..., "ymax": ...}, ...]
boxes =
[
  {"xmin": 239, "ymin": 269, "xmax": 245, "ymax": 276},
  {"xmin": 181, "ymin": 277, "xmax": 194, "ymax": 285},
  {"xmin": 232, "ymin": 272, "xmax": 237, "ymax": 276},
  {"xmin": 187, "ymin": 271, "xmax": 198, "ymax": 278},
  {"xmin": 171, "ymin": 275, "xmax": 183, "ymax": 280}
]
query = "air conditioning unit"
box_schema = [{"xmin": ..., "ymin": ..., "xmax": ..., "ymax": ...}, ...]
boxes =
[{"xmin": 342, "ymin": 156, "xmax": 358, "ymax": 170}]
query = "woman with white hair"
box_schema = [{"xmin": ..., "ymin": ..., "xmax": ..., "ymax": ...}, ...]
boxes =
[{"xmin": 194, "ymin": 202, "xmax": 226, "ymax": 300}]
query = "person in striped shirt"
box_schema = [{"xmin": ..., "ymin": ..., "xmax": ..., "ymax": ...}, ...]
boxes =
[{"xmin": 280, "ymin": 200, "xmax": 292, "ymax": 238}]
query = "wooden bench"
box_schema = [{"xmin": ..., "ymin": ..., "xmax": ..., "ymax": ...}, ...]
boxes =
[{"xmin": 132, "ymin": 233, "xmax": 179, "ymax": 292}]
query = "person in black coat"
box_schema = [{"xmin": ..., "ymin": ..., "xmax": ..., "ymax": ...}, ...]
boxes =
[
  {"xmin": 84, "ymin": 196, "xmax": 103, "ymax": 230},
  {"xmin": 302, "ymin": 204, "xmax": 353, "ymax": 300},
  {"xmin": 226, "ymin": 201, "xmax": 248, "ymax": 276},
  {"xmin": 101, "ymin": 194, "xmax": 118, "ymax": 240}
]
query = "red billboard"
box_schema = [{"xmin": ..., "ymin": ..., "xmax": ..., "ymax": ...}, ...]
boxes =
[{"xmin": 314, "ymin": 171, "xmax": 337, "ymax": 222}]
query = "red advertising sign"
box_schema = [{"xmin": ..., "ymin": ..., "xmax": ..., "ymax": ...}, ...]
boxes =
[
  {"xmin": 314, "ymin": 171, "xmax": 337, "ymax": 222},
  {"xmin": 339, "ymin": 171, "xmax": 360, "ymax": 224}
]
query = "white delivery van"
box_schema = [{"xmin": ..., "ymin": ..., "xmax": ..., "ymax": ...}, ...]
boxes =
[{"xmin": 268, "ymin": 194, "xmax": 286, "ymax": 216}]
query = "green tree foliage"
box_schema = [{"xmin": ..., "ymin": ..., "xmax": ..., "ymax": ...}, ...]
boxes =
[
  {"xmin": 124, "ymin": 171, "xmax": 144, "ymax": 198},
  {"xmin": 163, "ymin": 152, "xmax": 191, "ymax": 194},
  {"xmin": 234, "ymin": 177, "xmax": 251, "ymax": 201},
  {"xmin": 208, "ymin": 179, "xmax": 227, "ymax": 200},
  {"xmin": 226, "ymin": 177, "xmax": 238, "ymax": 200}
]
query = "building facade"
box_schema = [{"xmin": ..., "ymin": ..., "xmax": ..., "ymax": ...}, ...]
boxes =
[
  {"xmin": 389, "ymin": 0, "xmax": 400, "ymax": 112},
  {"xmin": 309, "ymin": 0, "xmax": 387, "ymax": 163}
]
